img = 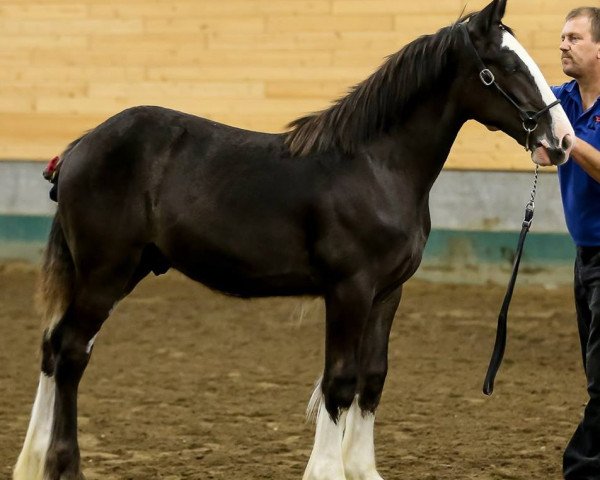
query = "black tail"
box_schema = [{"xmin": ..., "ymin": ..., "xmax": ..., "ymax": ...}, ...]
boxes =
[{"xmin": 37, "ymin": 215, "xmax": 75, "ymax": 335}]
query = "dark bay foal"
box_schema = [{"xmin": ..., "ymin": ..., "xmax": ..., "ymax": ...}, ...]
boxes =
[{"xmin": 14, "ymin": 1, "xmax": 573, "ymax": 479}]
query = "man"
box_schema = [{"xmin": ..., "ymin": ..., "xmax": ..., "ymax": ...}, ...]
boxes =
[{"xmin": 551, "ymin": 7, "xmax": 600, "ymax": 480}]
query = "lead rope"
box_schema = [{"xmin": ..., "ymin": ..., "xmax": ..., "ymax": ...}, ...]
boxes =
[{"xmin": 483, "ymin": 164, "xmax": 539, "ymax": 395}]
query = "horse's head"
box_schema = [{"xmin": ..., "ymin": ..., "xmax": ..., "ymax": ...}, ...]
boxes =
[{"xmin": 457, "ymin": 0, "xmax": 574, "ymax": 166}]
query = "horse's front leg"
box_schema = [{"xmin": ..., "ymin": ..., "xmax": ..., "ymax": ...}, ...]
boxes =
[
  {"xmin": 303, "ymin": 279, "xmax": 373, "ymax": 480},
  {"xmin": 342, "ymin": 286, "xmax": 402, "ymax": 480}
]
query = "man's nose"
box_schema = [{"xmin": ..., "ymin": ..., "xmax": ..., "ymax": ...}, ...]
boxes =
[{"xmin": 560, "ymin": 39, "xmax": 569, "ymax": 51}]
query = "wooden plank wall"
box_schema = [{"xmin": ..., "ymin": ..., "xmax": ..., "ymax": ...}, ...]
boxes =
[{"xmin": 0, "ymin": 0, "xmax": 583, "ymax": 169}]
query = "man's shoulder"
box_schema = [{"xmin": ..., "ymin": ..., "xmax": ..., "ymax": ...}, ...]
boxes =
[{"xmin": 551, "ymin": 80, "xmax": 577, "ymax": 99}]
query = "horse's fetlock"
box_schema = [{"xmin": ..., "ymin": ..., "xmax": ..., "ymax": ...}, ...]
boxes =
[
  {"xmin": 324, "ymin": 372, "xmax": 357, "ymax": 413},
  {"xmin": 357, "ymin": 369, "xmax": 387, "ymax": 412},
  {"xmin": 363, "ymin": 370, "xmax": 387, "ymax": 394}
]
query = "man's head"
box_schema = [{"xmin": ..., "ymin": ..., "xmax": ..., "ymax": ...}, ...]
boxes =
[{"xmin": 560, "ymin": 7, "xmax": 600, "ymax": 80}]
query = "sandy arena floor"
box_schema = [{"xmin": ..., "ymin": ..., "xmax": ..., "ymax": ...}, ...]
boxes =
[{"xmin": 0, "ymin": 265, "xmax": 586, "ymax": 479}]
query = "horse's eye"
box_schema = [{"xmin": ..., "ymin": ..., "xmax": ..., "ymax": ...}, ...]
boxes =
[{"xmin": 502, "ymin": 60, "xmax": 519, "ymax": 74}]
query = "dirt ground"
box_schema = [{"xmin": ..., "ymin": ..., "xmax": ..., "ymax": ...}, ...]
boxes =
[{"xmin": 0, "ymin": 264, "xmax": 587, "ymax": 480}]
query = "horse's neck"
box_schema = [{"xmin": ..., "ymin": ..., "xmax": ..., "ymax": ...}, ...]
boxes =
[{"xmin": 366, "ymin": 88, "xmax": 465, "ymax": 198}]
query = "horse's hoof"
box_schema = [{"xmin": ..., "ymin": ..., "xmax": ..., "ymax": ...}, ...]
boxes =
[{"xmin": 345, "ymin": 470, "xmax": 384, "ymax": 480}]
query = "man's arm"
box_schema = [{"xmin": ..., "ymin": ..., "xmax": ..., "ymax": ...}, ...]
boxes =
[{"xmin": 571, "ymin": 137, "xmax": 600, "ymax": 183}]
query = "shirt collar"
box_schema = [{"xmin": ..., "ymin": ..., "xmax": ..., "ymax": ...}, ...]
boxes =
[{"xmin": 562, "ymin": 80, "xmax": 586, "ymax": 113}]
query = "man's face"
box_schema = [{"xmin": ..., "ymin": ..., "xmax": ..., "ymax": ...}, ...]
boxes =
[{"xmin": 560, "ymin": 15, "xmax": 600, "ymax": 79}]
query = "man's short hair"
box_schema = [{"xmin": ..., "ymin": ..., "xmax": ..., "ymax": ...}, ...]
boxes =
[{"xmin": 566, "ymin": 7, "xmax": 600, "ymax": 42}]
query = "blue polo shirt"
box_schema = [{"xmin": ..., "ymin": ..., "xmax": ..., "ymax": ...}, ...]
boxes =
[{"xmin": 552, "ymin": 80, "xmax": 600, "ymax": 246}]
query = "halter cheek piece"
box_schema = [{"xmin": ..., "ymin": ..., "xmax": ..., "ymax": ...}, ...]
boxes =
[{"xmin": 459, "ymin": 24, "xmax": 561, "ymax": 152}]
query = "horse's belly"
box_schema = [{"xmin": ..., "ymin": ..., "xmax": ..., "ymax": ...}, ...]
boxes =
[
  {"xmin": 187, "ymin": 269, "xmax": 319, "ymax": 297},
  {"xmin": 160, "ymin": 225, "xmax": 320, "ymax": 297},
  {"xmin": 171, "ymin": 258, "xmax": 320, "ymax": 297}
]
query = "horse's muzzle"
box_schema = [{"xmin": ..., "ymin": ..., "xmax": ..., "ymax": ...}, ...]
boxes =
[{"xmin": 531, "ymin": 133, "xmax": 573, "ymax": 166}]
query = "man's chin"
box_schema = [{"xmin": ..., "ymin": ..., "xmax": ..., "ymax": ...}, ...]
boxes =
[{"xmin": 561, "ymin": 64, "xmax": 578, "ymax": 78}]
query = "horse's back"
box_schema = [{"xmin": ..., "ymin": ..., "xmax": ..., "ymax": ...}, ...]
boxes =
[{"xmin": 56, "ymin": 105, "xmax": 292, "ymax": 220}]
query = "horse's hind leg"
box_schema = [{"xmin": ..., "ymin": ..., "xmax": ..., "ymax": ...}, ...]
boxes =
[
  {"xmin": 45, "ymin": 280, "xmax": 128, "ymax": 479},
  {"xmin": 14, "ymin": 240, "xmax": 147, "ymax": 480},
  {"xmin": 342, "ymin": 286, "xmax": 402, "ymax": 480},
  {"xmin": 304, "ymin": 280, "xmax": 373, "ymax": 480}
]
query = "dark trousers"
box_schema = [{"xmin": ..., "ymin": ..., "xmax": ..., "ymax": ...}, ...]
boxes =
[{"xmin": 564, "ymin": 246, "xmax": 600, "ymax": 480}]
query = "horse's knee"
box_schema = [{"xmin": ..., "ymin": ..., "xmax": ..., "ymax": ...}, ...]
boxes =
[
  {"xmin": 358, "ymin": 368, "xmax": 387, "ymax": 412},
  {"xmin": 323, "ymin": 368, "xmax": 357, "ymax": 418}
]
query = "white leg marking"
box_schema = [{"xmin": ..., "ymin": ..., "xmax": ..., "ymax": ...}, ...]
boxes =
[
  {"xmin": 501, "ymin": 31, "xmax": 574, "ymax": 141},
  {"xmin": 108, "ymin": 301, "xmax": 119, "ymax": 316},
  {"xmin": 304, "ymin": 399, "xmax": 347, "ymax": 480},
  {"xmin": 307, "ymin": 376, "xmax": 323, "ymax": 422},
  {"xmin": 86, "ymin": 334, "xmax": 97, "ymax": 355},
  {"xmin": 342, "ymin": 398, "xmax": 382, "ymax": 480},
  {"xmin": 13, "ymin": 374, "xmax": 56, "ymax": 480}
]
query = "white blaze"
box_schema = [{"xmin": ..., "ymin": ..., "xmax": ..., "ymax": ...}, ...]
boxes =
[
  {"xmin": 501, "ymin": 31, "xmax": 574, "ymax": 145},
  {"xmin": 13, "ymin": 374, "xmax": 56, "ymax": 480}
]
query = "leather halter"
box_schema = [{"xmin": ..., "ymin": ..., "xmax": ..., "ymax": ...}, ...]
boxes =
[{"xmin": 459, "ymin": 24, "xmax": 561, "ymax": 151}]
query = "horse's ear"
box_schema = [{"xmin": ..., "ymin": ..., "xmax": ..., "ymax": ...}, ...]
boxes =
[{"xmin": 473, "ymin": 0, "xmax": 507, "ymax": 31}]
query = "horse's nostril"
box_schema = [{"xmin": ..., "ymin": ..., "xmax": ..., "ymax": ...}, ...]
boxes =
[{"xmin": 562, "ymin": 133, "xmax": 573, "ymax": 151}]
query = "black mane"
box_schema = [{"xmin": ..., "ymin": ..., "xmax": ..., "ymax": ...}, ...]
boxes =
[{"xmin": 285, "ymin": 16, "xmax": 474, "ymax": 157}]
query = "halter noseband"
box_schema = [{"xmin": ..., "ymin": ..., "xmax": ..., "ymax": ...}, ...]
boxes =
[{"xmin": 459, "ymin": 24, "xmax": 561, "ymax": 152}]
